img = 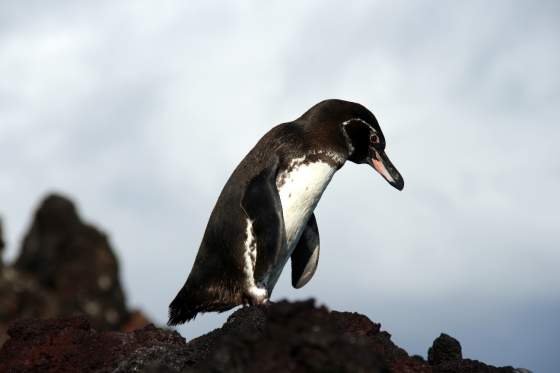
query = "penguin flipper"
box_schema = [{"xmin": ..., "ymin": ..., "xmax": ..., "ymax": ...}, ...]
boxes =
[
  {"xmin": 291, "ymin": 213, "xmax": 320, "ymax": 289},
  {"xmin": 241, "ymin": 156, "xmax": 286, "ymax": 285}
]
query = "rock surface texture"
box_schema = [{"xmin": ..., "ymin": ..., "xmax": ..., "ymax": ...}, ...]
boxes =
[
  {"xmin": 428, "ymin": 333, "xmax": 462, "ymax": 365},
  {"xmin": 0, "ymin": 299, "xmax": 524, "ymax": 373},
  {"xmin": 0, "ymin": 218, "xmax": 4, "ymax": 267},
  {"xmin": 0, "ymin": 194, "xmax": 150, "ymax": 346},
  {"xmin": 0, "ymin": 195, "xmax": 532, "ymax": 372}
]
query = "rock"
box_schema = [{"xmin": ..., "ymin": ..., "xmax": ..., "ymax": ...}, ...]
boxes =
[
  {"xmin": 428, "ymin": 333, "xmax": 462, "ymax": 364},
  {"xmin": 180, "ymin": 300, "xmax": 398, "ymax": 373},
  {"xmin": 0, "ymin": 195, "xmax": 532, "ymax": 372},
  {"xmin": 0, "ymin": 193, "xmax": 151, "ymax": 345},
  {"xmin": 0, "ymin": 268, "xmax": 58, "ymax": 345},
  {"xmin": 0, "ymin": 299, "xmax": 523, "ymax": 373},
  {"xmin": 426, "ymin": 334, "xmax": 519, "ymax": 373},
  {"xmin": 0, "ymin": 217, "xmax": 4, "ymax": 268},
  {"xmin": 15, "ymin": 194, "xmax": 129, "ymax": 330},
  {"xmin": 121, "ymin": 310, "xmax": 153, "ymax": 333},
  {"xmin": 0, "ymin": 316, "xmax": 184, "ymax": 373},
  {"xmin": 432, "ymin": 359, "xmax": 516, "ymax": 373}
]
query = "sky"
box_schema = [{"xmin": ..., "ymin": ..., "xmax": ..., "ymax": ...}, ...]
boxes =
[{"xmin": 1, "ymin": 1, "xmax": 559, "ymax": 372}]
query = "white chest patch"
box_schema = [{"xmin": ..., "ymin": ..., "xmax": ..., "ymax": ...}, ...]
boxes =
[
  {"xmin": 253, "ymin": 158, "xmax": 337, "ymax": 292},
  {"xmin": 276, "ymin": 160, "xmax": 336, "ymax": 252}
]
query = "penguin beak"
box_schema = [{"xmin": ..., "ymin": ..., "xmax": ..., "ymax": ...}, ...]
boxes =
[{"xmin": 369, "ymin": 149, "xmax": 404, "ymax": 191}]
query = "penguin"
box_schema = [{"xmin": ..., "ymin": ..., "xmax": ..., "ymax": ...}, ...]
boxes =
[{"xmin": 168, "ymin": 99, "xmax": 404, "ymax": 325}]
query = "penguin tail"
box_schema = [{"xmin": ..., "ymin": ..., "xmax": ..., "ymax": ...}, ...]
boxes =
[
  {"xmin": 168, "ymin": 289, "xmax": 199, "ymax": 325},
  {"xmin": 167, "ymin": 284, "xmax": 240, "ymax": 326}
]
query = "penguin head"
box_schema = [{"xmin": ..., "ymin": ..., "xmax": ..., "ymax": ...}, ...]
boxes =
[
  {"xmin": 341, "ymin": 112, "xmax": 404, "ymax": 191},
  {"xmin": 302, "ymin": 99, "xmax": 404, "ymax": 191}
]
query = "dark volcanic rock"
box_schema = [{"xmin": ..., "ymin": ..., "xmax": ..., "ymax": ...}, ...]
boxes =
[
  {"xmin": 0, "ymin": 193, "xmax": 150, "ymax": 345},
  {"xmin": 0, "ymin": 218, "xmax": 4, "ymax": 268},
  {"xmin": 0, "ymin": 197, "xmax": 530, "ymax": 372},
  {"xmin": 0, "ymin": 268, "xmax": 58, "ymax": 345},
  {"xmin": 15, "ymin": 194, "xmax": 129, "ymax": 330},
  {"xmin": 0, "ymin": 299, "xmax": 522, "ymax": 373},
  {"xmin": 428, "ymin": 333, "xmax": 462, "ymax": 365},
  {"xmin": 427, "ymin": 333, "xmax": 518, "ymax": 373},
  {"xmin": 180, "ymin": 300, "xmax": 393, "ymax": 373},
  {"xmin": 0, "ymin": 316, "xmax": 184, "ymax": 373},
  {"xmin": 0, "ymin": 219, "xmax": 4, "ymax": 269},
  {"xmin": 432, "ymin": 359, "xmax": 517, "ymax": 373}
]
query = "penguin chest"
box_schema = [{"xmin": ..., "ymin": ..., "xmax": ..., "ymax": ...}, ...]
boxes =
[{"xmin": 276, "ymin": 160, "xmax": 336, "ymax": 252}]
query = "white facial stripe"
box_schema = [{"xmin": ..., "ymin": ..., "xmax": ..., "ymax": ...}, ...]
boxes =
[
  {"xmin": 341, "ymin": 118, "xmax": 377, "ymax": 134},
  {"xmin": 341, "ymin": 124, "xmax": 355, "ymax": 155},
  {"xmin": 341, "ymin": 118, "xmax": 379, "ymax": 156}
]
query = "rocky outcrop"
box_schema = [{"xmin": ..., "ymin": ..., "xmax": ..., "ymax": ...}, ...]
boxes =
[
  {"xmin": 0, "ymin": 299, "xmax": 524, "ymax": 373},
  {"xmin": 0, "ymin": 193, "xmax": 150, "ymax": 346},
  {"xmin": 0, "ymin": 316, "xmax": 183, "ymax": 373},
  {"xmin": 0, "ymin": 195, "xmax": 532, "ymax": 372},
  {"xmin": 428, "ymin": 333, "xmax": 462, "ymax": 365},
  {"xmin": 0, "ymin": 217, "xmax": 4, "ymax": 268}
]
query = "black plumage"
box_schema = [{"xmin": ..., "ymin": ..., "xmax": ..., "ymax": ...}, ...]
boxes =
[{"xmin": 168, "ymin": 99, "xmax": 404, "ymax": 325}]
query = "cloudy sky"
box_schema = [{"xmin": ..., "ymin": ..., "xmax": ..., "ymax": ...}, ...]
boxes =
[{"xmin": 1, "ymin": 1, "xmax": 558, "ymax": 372}]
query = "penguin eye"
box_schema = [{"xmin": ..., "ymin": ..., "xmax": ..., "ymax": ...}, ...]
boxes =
[{"xmin": 370, "ymin": 133, "xmax": 379, "ymax": 144}]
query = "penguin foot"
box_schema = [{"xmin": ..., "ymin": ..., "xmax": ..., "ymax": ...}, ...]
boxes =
[{"xmin": 245, "ymin": 285, "xmax": 269, "ymax": 305}]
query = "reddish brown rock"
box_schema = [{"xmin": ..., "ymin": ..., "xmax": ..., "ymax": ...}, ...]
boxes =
[
  {"xmin": 0, "ymin": 193, "xmax": 151, "ymax": 346},
  {"xmin": 14, "ymin": 194, "xmax": 129, "ymax": 330},
  {"xmin": 0, "ymin": 268, "xmax": 58, "ymax": 345},
  {"xmin": 0, "ymin": 316, "xmax": 184, "ymax": 373},
  {"xmin": 0, "ymin": 196, "xmax": 530, "ymax": 372},
  {"xmin": 121, "ymin": 309, "xmax": 153, "ymax": 332},
  {"xmin": 0, "ymin": 300, "xmax": 523, "ymax": 373}
]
